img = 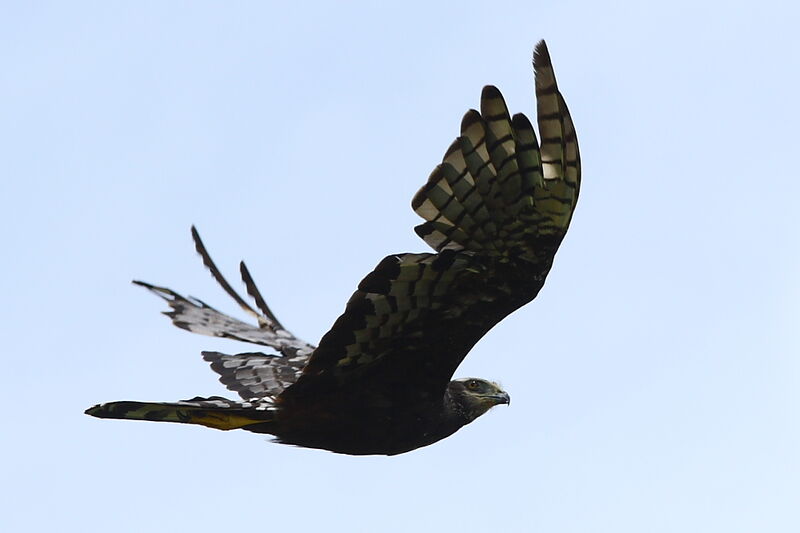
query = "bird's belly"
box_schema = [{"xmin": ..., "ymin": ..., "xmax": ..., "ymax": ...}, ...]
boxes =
[{"xmin": 268, "ymin": 404, "xmax": 457, "ymax": 456}]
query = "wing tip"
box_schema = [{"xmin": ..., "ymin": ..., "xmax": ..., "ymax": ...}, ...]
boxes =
[
  {"xmin": 511, "ymin": 112, "xmax": 533, "ymax": 129},
  {"xmin": 132, "ymin": 279, "xmax": 179, "ymax": 302},
  {"xmin": 202, "ymin": 350, "xmax": 222, "ymax": 362},
  {"xmin": 533, "ymin": 40, "xmax": 551, "ymax": 68},
  {"xmin": 481, "ymin": 85, "xmax": 502, "ymax": 100},
  {"xmin": 460, "ymin": 109, "xmax": 482, "ymax": 132},
  {"xmin": 411, "ymin": 165, "xmax": 445, "ymax": 212}
]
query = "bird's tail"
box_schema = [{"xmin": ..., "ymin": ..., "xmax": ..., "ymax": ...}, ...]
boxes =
[{"xmin": 85, "ymin": 396, "xmax": 275, "ymax": 431}]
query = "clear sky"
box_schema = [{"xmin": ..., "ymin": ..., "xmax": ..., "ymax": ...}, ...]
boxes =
[{"xmin": 3, "ymin": 2, "xmax": 799, "ymax": 532}]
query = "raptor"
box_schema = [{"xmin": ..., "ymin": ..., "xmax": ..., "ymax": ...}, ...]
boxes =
[{"xmin": 86, "ymin": 41, "xmax": 580, "ymax": 455}]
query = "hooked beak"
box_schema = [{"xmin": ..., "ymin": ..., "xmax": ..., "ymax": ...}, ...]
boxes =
[{"xmin": 489, "ymin": 391, "xmax": 511, "ymax": 406}]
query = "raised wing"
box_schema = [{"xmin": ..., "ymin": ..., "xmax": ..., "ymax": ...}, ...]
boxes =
[
  {"xmin": 137, "ymin": 227, "xmax": 315, "ymax": 399},
  {"xmin": 282, "ymin": 41, "xmax": 580, "ymax": 401}
]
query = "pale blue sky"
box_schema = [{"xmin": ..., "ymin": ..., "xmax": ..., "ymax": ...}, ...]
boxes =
[{"xmin": 3, "ymin": 2, "xmax": 799, "ymax": 532}]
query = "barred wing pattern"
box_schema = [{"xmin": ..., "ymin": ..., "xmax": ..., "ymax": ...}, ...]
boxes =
[
  {"xmin": 413, "ymin": 44, "xmax": 579, "ymax": 258},
  {"xmin": 284, "ymin": 41, "xmax": 580, "ymax": 400},
  {"xmin": 136, "ymin": 227, "xmax": 315, "ymax": 399}
]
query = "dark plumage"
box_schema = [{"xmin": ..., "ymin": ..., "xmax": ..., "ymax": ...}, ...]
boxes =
[{"xmin": 86, "ymin": 40, "xmax": 580, "ymax": 455}]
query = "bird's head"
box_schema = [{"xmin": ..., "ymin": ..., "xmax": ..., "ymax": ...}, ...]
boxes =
[{"xmin": 447, "ymin": 378, "xmax": 510, "ymax": 423}]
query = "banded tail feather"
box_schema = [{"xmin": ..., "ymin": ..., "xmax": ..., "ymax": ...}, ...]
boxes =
[{"xmin": 85, "ymin": 396, "xmax": 275, "ymax": 431}]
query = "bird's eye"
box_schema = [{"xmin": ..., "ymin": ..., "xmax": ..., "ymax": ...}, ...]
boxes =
[{"xmin": 467, "ymin": 380, "xmax": 480, "ymax": 391}]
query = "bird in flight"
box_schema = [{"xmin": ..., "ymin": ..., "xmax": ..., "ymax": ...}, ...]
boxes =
[{"xmin": 86, "ymin": 40, "xmax": 580, "ymax": 455}]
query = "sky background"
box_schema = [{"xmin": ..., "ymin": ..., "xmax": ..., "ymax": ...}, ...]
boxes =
[{"xmin": 2, "ymin": 2, "xmax": 799, "ymax": 532}]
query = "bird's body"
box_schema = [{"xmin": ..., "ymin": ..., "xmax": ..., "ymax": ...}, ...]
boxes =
[
  {"xmin": 259, "ymin": 379, "xmax": 508, "ymax": 455},
  {"xmin": 86, "ymin": 40, "xmax": 580, "ymax": 455}
]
